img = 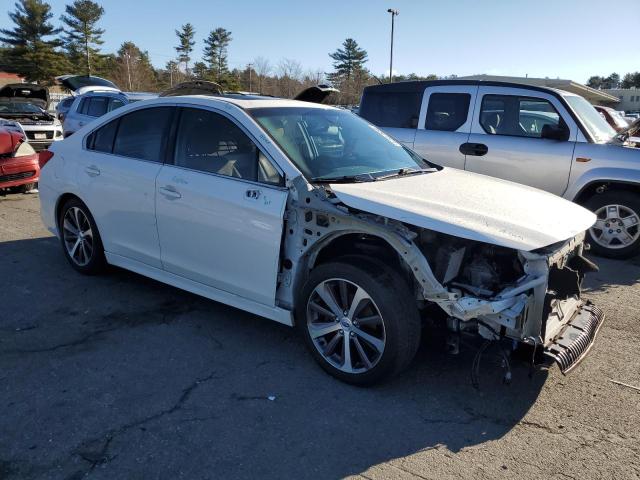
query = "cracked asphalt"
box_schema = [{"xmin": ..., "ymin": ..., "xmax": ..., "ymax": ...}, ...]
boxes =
[{"xmin": 1, "ymin": 193, "xmax": 639, "ymax": 480}]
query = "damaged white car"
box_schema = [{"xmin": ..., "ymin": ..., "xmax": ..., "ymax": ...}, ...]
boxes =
[{"xmin": 38, "ymin": 95, "xmax": 604, "ymax": 385}]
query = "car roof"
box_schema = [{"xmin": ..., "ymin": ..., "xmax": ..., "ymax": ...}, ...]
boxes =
[
  {"xmin": 133, "ymin": 95, "xmax": 338, "ymax": 111},
  {"xmin": 362, "ymin": 79, "xmax": 575, "ymax": 98}
]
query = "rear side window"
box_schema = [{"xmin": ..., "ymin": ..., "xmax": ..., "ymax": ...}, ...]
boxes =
[
  {"xmin": 87, "ymin": 119, "xmax": 119, "ymax": 153},
  {"xmin": 113, "ymin": 107, "xmax": 173, "ymax": 162},
  {"xmin": 78, "ymin": 98, "xmax": 89, "ymax": 115},
  {"xmin": 86, "ymin": 97, "xmax": 109, "ymax": 117},
  {"xmin": 425, "ymin": 93, "xmax": 470, "ymax": 131},
  {"xmin": 359, "ymin": 91, "xmax": 422, "ymax": 128}
]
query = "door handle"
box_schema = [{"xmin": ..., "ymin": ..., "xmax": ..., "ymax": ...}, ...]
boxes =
[
  {"xmin": 158, "ymin": 186, "xmax": 182, "ymax": 200},
  {"xmin": 459, "ymin": 142, "xmax": 489, "ymax": 156},
  {"xmin": 85, "ymin": 165, "xmax": 100, "ymax": 177},
  {"xmin": 245, "ymin": 189, "xmax": 261, "ymax": 200}
]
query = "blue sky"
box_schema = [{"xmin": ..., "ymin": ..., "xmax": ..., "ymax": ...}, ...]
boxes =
[{"xmin": 2, "ymin": 0, "xmax": 638, "ymax": 82}]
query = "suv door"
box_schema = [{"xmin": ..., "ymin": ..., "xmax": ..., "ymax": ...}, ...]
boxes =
[
  {"xmin": 155, "ymin": 106, "xmax": 288, "ymax": 306},
  {"xmin": 79, "ymin": 106, "xmax": 174, "ymax": 267},
  {"xmin": 464, "ymin": 86, "xmax": 578, "ymax": 195},
  {"xmin": 412, "ymin": 85, "xmax": 477, "ymax": 169}
]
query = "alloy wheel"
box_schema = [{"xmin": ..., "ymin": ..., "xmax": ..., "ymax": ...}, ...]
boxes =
[
  {"xmin": 306, "ymin": 278, "xmax": 386, "ymax": 374},
  {"xmin": 590, "ymin": 204, "xmax": 640, "ymax": 250},
  {"xmin": 62, "ymin": 207, "xmax": 94, "ymax": 267}
]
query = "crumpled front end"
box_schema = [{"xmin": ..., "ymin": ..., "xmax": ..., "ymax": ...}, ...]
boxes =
[{"xmin": 421, "ymin": 231, "xmax": 604, "ymax": 373}]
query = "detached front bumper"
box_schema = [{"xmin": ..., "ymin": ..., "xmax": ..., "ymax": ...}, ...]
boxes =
[{"xmin": 544, "ymin": 301, "xmax": 605, "ymax": 374}]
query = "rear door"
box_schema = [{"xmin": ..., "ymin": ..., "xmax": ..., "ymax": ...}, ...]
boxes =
[
  {"xmin": 155, "ymin": 106, "xmax": 288, "ymax": 306},
  {"xmin": 412, "ymin": 85, "xmax": 477, "ymax": 169},
  {"xmin": 78, "ymin": 106, "xmax": 175, "ymax": 267},
  {"xmin": 464, "ymin": 86, "xmax": 578, "ymax": 195}
]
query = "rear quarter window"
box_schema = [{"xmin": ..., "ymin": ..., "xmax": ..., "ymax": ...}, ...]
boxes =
[{"xmin": 359, "ymin": 91, "xmax": 422, "ymax": 128}]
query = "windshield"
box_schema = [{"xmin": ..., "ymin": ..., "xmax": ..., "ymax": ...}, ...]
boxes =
[
  {"xmin": 0, "ymin": 101, "xmax": 43, "ymax": 114},
  {"xmin": 565, "ymin": 95, "xmax": 616, "ymax": 143},
  {"xmin": 250, "ymin": 107, "xmax": 428, "ymax": 181}
]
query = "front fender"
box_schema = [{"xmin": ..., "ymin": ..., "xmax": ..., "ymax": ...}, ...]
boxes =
[{"xmin": 566, "ymin": 167, "xmax": 640, "ymax": 202}]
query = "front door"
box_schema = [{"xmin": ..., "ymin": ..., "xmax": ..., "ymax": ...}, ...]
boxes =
[
  {"xmin": 464, "ymin": 86, "xmax": 577, "ymax": 195},
  {"xmin": 155, "ymin": 107, "xmax": 288, "ymax": 306}
]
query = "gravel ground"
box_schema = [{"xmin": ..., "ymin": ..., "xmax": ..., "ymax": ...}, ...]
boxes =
[{"xmin": 1, "ymin": 193, "xmax": 639, "ymax": 480}]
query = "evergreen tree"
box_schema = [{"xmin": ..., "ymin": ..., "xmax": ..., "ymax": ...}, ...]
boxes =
[
  {"xmin": 0, "ymin": 0, "xmax": 68, "ymax": 83},
  {"xmin": 192, "ymin": 61, "xmax": 209, "ymax": 79},
  {"xmin": 175, "ymin": 23, "xmax": 195, "ymax": 75},
  {"xmin": 203, "ymin": 28, "xmax": 232, "ymax": 79},
  {"xmin": 60, "ymin": 0, "xmax": 105, "ymax": 76},
  {"xmin": 329, "ymin": 38, "xmax": 368, "ymax": 81}
]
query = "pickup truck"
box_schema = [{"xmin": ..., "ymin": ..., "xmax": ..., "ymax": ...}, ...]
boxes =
[{"xmin": 359, "ymin": 80, "xmax": 640, "ymax": 258}]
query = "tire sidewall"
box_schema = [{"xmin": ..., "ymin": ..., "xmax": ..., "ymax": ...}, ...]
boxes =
[{"xmin": 585, "ymin": 191, "xmax": 640, "ymax": 259}]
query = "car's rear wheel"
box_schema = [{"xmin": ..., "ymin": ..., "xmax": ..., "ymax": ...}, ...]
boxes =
[
  {"xmin": 59, "ymin": 198, "xmax": 106, "ymax": 274},
  {"xmin": 297, "ymin": 257, "xmax": 421, "ymax": 385},
  {"xmin": 585, "ymin": 191, "xmax": 640, "ymax": 259}
]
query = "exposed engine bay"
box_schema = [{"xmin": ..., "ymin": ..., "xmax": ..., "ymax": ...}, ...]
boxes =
[{"xmin": 277, "ymin": 176, "xmax": 605, "ymax": 378}]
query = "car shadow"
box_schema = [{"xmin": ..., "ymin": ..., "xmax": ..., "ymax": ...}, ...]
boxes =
[
  {"xmin": 0, "ymin": 236, "xmax": 548, "ymax": 479},
  {"xmin": 582, "ymin": 253, "xmax": 640, "ymax": 293}
]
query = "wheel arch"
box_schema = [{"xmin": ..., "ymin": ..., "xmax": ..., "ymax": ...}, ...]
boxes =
[
  {"xmin": 55, "ymin": 192, "xmax": 88, "ymax": 231},
  {"xmin": 573, "ymin": 180, "xmax": 640, "ymax": 205}
]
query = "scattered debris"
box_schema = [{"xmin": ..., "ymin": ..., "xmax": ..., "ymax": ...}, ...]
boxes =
[{"xmin": 609, "ymin": 379, "xmax": 640, "ymax": 393}]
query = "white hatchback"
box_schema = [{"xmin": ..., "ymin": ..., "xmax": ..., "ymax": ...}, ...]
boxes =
[{"xmin": 39, "ymin": 94, "xmax": 603, "ymax": 385}]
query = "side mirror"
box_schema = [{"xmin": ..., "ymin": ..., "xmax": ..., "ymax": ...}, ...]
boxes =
[{"xmin": 541, "ymin": 123, "xmax": 570, "ymax": 141}]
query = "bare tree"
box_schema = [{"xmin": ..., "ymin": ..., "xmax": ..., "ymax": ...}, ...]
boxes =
[
  {"xmin": 253, "ymin": 56, "xmax": 271, "ymax": 94},
  {"xmin": 277, "ymin": 58, "xmax": 303, "ymax": 97}
]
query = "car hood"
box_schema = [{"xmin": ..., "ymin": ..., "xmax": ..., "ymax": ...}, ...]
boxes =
[
  {"xmin": 56, "ymin": 75, "xmax": 119, "ymax": 94},
  {"xmin": 0, "ymin": 83, "xmax": 49, "ymax": 109},
  {"xmin": 329, "ymin": 167, "xmax": 596, "ymax": 251}
]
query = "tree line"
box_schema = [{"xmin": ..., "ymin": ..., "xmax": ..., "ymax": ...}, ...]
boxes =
[
  {"xmin": 0, "ymin": 0, "xmax": 441, "ymax": 103},
  {"xmin": 587, "ymin": 72, "xmax": 640, "ymax": 90}
]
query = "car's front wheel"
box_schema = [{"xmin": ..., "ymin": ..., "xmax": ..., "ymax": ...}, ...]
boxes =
[
  {"xmin": 585, "ymin": 191, "xmax": 640, "ymax": 259},
  {"xmin": 297, "ymin": 257, "xmax": 421, "ymax": 385},
  {"xmin": 59, "ymin": 198, "xmax": 106, "ymax": 274}
]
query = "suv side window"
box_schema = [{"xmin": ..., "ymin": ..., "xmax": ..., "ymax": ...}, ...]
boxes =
[
  {"xmin": 480, "ymin": 94, "xmax": 562, "ymax": 138},
  {"xmin": 173, "ymin": 108, "xmax": 282, "ymax": 185},
  {"xmin": 86, "ymin": 97, "xmax": 109, "ymax": 117},
  {"xmin": 108, "ymin": 97, "xmax": 126, "ymax": 112},
  {"xmin": 425, "ymin": 93, "xmax": 470, "ymax": 131},
  {"xmin": 359, "ymin": 91, "xmax": 421, "ymax": 128},
  {"xmin": 112, "ymin": 107, "xmax": 173, "ymax": 162}
]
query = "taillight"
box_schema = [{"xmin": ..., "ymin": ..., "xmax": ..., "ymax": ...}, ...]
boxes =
[{"xmin": 39, "ymin": 150, "xmax": 54, "ymax": 169}]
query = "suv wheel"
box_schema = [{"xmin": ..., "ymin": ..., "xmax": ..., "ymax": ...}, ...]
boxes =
[
  {"xmin": 59, "ymin": 198, "xmax": 106, "ymax": 274},
  {"xmin": 585, "ymin": 191, "xmax": 640, "ymax": 259},
  {"xmin": 297, "ymin": 257, "xmax": 421, "ymax": 385}
]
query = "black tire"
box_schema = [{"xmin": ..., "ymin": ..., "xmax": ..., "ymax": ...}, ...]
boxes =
[
  {"xmin": 58, "ymin": 198, "xmax": 106, "ymax": 274},
  {"xmin": 585, "ymin": 191, "xmax": 640, "ymax": 259},
  {"xmin": 296, "ymin": 256, "xmax": 421, "ymax": 386}
]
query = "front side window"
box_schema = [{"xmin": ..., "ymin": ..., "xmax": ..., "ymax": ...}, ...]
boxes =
[
  {"xmin": 250, "ymin": 107, "xmax": 428, "ymax": 181},
  {"xmin": 480, "ymin": 94, "xmax": 562, "ymax": 138},
  {"xmin": 109, "ymin": 98, "xmax": 125, "ymax": 112},
  {"xmin": 425, "ymin": 93, "xmax": 470, "ymax": 131},
  {"xmin": 173, "ymin": 108, "xmax": 281, "ymax": 184},
  {"xmin": 112, "ymin": 107, "xmax": 173, "ymax": 161}
]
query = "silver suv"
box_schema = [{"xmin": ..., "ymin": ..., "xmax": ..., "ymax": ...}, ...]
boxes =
[
  {"xmin": 359, "ymin": 80, "xmax": 640, "ymax": 258},
  {"xmin": 63, "ymin": 91, "xmax": 127, "ymax": 137}
]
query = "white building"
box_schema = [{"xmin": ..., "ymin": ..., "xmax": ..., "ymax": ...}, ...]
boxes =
[{"xmin": 601, "ymin": 88, "xmax": 640, "ymax": 113}]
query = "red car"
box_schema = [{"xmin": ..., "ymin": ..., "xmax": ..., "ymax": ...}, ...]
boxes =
[{"xmin": 0, "ymin": 128, "xmax": 40, "ymax": 193}]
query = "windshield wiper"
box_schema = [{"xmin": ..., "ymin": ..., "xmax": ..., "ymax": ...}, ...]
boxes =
[
  {"xmin": 372, "ymin": 167, "xmax": 433, "ymax": 181},
  {"xmin": 311, "ymin": 173, "xmax": 375, "ymax": 183}
]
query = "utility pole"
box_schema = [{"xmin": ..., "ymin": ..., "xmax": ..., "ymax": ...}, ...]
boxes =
[
  {"xmin": 124, "ymin": 52, "xmax": 132, "ymax": 91},
  {"xmin": 247, "ymin": 63, "xmax": 253, "ymax": 91},
  {"xmin": 387, "ymin": 8, "xmax": 399, "ymax": 83}
]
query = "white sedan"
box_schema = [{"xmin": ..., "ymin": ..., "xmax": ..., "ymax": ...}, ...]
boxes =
[{"xmin": 39, "ymin": 94, "xmax": 603, "ymax": 385}]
